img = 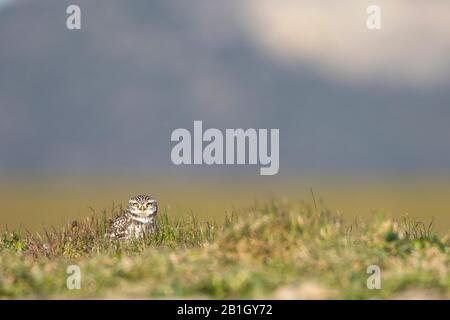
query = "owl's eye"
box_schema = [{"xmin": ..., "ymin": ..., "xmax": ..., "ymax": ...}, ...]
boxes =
[{"xmin": 132, "ymin": 203, "xmax": 139, "ymax": 207}]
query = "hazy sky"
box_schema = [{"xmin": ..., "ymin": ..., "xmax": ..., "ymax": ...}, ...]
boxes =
[
  {"xmin": 244, "ymin": 0, "xmax": 450, "ymax": 86},
  {"xmin": 1, "ymin": 0, "xmax": 450, "ymax": 176}
]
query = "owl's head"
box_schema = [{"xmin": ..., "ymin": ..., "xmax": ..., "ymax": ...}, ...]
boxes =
[{"xmin": 127, "ymin": 194, "xmax": 158, "ymax": 219}]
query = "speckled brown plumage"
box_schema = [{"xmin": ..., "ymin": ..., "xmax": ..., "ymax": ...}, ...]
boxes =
[{"xmin": 106, "ymin": 194, "xmax": 158, "ymax": 240}]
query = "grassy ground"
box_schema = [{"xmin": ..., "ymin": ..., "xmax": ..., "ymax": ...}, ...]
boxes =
[{"xmin": 0, "ymin": 199, "xmax": 448, "ymax": 299}]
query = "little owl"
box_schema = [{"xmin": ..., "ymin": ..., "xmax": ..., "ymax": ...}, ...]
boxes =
[{"xmin": 106, "ymin": 194, "xmax": 158, "ymax": 240}]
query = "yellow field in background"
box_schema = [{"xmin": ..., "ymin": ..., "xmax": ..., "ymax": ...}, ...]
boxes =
[{"xmin": 0, "ymin": 174, "xmax": 449, "ymax": 233}]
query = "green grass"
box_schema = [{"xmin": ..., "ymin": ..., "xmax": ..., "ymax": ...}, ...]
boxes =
[{"xmin": 0, "ymin": 199, "xmax": 448, "ymax": 299}]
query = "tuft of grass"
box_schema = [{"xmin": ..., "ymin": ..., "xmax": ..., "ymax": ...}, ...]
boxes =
[
  {"xmin": 0, "ymin": 199, "xmax": 448, "ymax": 299},
  {"xmin": 3, "ymin": 208, "xmax": 217, "ymax": 260}
]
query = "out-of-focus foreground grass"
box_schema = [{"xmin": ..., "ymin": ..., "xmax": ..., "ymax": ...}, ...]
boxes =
[{"xmin": 0, "ymin": 199, "xmax": 448, "ymax": 299}]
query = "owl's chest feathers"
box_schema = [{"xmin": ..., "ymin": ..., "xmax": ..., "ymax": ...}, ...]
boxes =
[{"xmin": 126, "ymin": 216, "xmax": 155, "ymax": 238}]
